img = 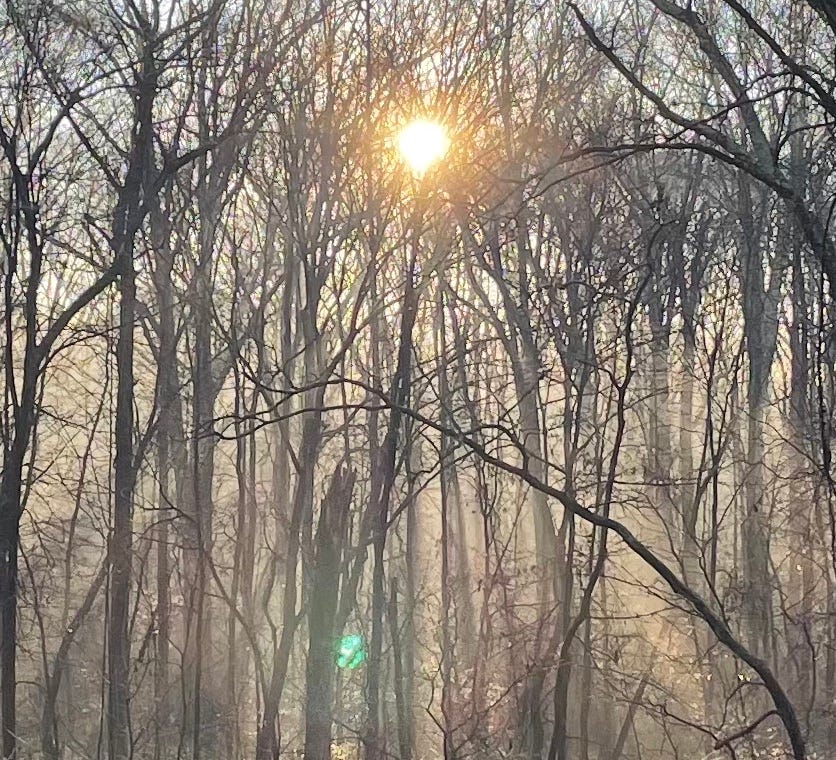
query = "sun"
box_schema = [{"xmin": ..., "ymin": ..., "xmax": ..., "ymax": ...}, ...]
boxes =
[{"xmin": 397, "ymin": 119, "xmax": 449, "ymax": 176}]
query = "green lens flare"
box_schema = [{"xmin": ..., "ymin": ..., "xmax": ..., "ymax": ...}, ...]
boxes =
[{"xmin": 336, "ymin": 633, "xmax": 366, "ymax": 669}]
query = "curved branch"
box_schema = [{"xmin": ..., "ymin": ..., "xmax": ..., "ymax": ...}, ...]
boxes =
[{"xmin": 334, "ymin": 378, "xmax": 807, "ymax": 760}]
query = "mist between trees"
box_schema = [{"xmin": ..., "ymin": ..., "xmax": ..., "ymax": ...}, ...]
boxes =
[{"xmin": 1, "ymin": 1, "xmax": 835, "ymax": 760}]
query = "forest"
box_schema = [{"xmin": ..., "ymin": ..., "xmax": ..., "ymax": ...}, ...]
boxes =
[{"xmin": 0, "ymin": 1, "xmax": 835, "ymax": 759}]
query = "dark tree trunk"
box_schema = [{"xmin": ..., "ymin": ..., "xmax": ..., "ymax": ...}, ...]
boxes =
[
  {"xmin": 0, "ymin": 477, "xmax": 21, "ymax": 760},
  {"xmin": 365, "ymin": 240, "xmax": 419, "ymax": 760},
  {"xmin": 107, "ymin": 33, "xmax": 157, "ymax": 760},
  {"xmin": 304, "ymin": 469, "xmax": 354, "ymax": 760},
  {"xmin": 255, "ymin": 409, "xmax": 322, "ymax": 760},
  {"xmin": 108, "ymin": 247, "xmax": 136, "ymax": 760},
  {"xmin": 150, "ymin": 193, "xmax": 177, "ymax": 760}
]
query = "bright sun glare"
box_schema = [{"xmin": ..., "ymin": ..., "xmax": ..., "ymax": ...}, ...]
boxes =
[{"xmin": 397, "ymin": 119, "xmax": 449, "ymax": 175}]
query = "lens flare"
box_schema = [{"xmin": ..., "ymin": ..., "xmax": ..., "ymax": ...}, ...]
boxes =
[{"xmin": 335, "ymin": 633, "xmax": 366, "ymax": 669}]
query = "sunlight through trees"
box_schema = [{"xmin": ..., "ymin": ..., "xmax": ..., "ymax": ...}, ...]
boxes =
[{"xmin": 0, "ymin": 2, "xmax": 834, "ymax": 760}]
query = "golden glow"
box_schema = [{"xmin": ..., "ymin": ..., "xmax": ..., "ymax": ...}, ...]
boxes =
[{"xmin": 397, "ymin": 119, "xmax": 449, "ymax": 175}]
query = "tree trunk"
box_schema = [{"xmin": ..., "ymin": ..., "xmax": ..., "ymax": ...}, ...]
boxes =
[
  {"xmin": 107, "ymin": 34, "xmax": 157, "ymax": 760},
  {"xmin": 303, "ymin": 469, "xmax": 354, "ymax": 760},
  {"xmin": 0, "ymin": 468, "xmax": 22, "ymax": 760},
  {"xmin": 737, "ymin": 174, "xmax": 781, "ymax": 661},
  {"xmin": 150, "ymin": 195, "xmax": 177, "ymax": 760},
  {"xmin": 108, "ymin": 245, "xmax": 136, "ymax": 760},
  {"xmin": 256, "ymin": 407, "xmax": 322, "ymax": 760},
  {"xmin": 365, "ymin": 229, "xmax": 420, "ymax": 760},
  {"xmin": 607, "ymin": 673, "xmax": 650, "ymax": 760}
]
